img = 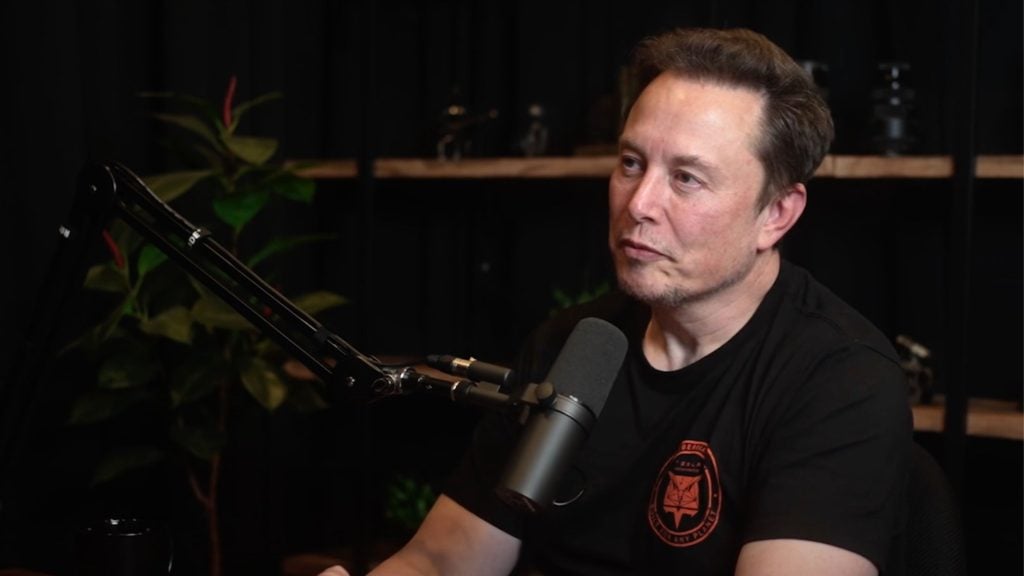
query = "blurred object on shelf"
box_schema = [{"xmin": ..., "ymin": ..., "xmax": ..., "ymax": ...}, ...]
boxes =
[
  {"xmin": 576, "ymin": 65, "xmax": 641, "ymax": 158},
  {"xmin": 518, "ymin": 103, "xmax": 550, "ymax": 157},
  {"xmin": 897, "ymin": 334, "xmax": 935, "ymax": 405},
  {"xmin": 436, "ymin": 86, "xmax": 499, "ymax": 161},
  {"xmin": 871, "ymin": 62, "xmax": 917, "ymax": 156},
  {"xmin": 581, "ymin": 91, "xmax": 619, "ymax": 155}
]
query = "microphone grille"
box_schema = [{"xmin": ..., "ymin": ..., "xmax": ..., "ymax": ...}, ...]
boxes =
[{"xmin": 544, "ymin": 317, "xmax": 628, "ymax": 417}]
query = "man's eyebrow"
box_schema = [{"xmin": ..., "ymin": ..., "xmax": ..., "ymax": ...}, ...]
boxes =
[
  {"xmin": 618, "ymin": 137, "xmax": 644, "ymax": 155},
  {"xmin": 670, "ymin": 154, "xmax": 718, "ymax": 177}
]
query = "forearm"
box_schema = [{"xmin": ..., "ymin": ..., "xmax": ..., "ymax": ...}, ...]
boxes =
[
  {"xmin": 366, "ymin": 495, "xmax": 520, "ymax": 576},
  {"xmin": 366, "ymin": 539, "xmax": 451, "ymax": 576}
]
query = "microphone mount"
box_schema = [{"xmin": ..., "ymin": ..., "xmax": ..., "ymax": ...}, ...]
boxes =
[{"xmin": 71, "ymin": 163, "xmax": 533, "ymax": 409}]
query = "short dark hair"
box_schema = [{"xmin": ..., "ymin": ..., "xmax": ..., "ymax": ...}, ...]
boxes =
[{"xmin": 626, "ymin": 27, "xmax": 834, "ymax": 207}]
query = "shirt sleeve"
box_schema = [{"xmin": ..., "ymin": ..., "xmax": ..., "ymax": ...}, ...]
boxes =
[
  {"xmin": 442, "ymin": 408, "xmax": 529, "ymax": 538},
  {"xmin": 741, "ymin": 345, "xmax": 913, "ymax": 571}
]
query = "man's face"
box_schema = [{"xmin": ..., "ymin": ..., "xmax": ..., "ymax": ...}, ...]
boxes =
[{"xmin": 608, "ymin": 73, "xmax": 770, "ymax": 308}]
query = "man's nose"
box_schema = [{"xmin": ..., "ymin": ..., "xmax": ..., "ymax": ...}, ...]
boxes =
[{"xmin": 626, "ymin": 170, "xmax": 663, "ymax": 222}]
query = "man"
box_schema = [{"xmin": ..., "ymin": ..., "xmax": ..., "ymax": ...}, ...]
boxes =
[{"xmin": 322, "ymin": 27, "xmax": 911, "ymax": 576}]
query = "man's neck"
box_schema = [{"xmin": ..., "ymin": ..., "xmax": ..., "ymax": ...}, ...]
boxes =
[{"xmin": 643, "ymin": 253, "xmax": 780, "ymax": 371}]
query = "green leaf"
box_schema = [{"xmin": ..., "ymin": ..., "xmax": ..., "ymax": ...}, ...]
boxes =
[
  {"xmin": 551, "ymin": 288, "xmax": 572, "ymax": 309},
  {"xmin": 97, "ymin": 348, "xmax": 158, "ymax": 389},
  {"xmin": 153, "ymin": 113, "xmax": 224, "ymax": 153},
  {"xmin": 241, "ymin": 357, "xmax": 288, "ymax": 411},
  {"xmin": 144, "ymin": 170, "xmax": 215, "ymax": 203},
  {"xmin": 293, "ymin": 291, "xmax": 348, "ymax": 316},
  {"xmin": 384, "ymin": 474, "xmax": 437, "ymax": 531},
  {"xmin": 212, "ymin": 189, "xmax": 270, "ymax": 232},
  {"xmin": 139, "ymin": 306, "xmax": 194, "ymax": 344},
  {"xmin": 228, "ymin": 92, "xmax": 283, "ymax": 133},
  {"xmin": 550, "ymin": 282, "xmax": 611, "ymax": 314},
  {"xmin": 191, "ymin": 295, "xmax": 254, "ymax": 331},
  {"xmin": 268, "ymin": 172, "xmax": 315, "ymax": 204},
  {"xmin": 253, "ymin": 336, "xmax": 282, "ymax": 357},
  {"xmin": 185, "ymin": 274, "xmax": 209, "ymax": 296},
  {"xmin": 284, "ymin": 379, "xmax": 329, "ymax": 413},
  {"xmin": 223, "ymin": 134, "xmax": 277, "ymax": 166},
  {"xmin": 81, "ymin": 296, "xmax": 133, "ymax": 346},
  {"xmin": 136, "ymin": 244, "xmax": 169, "ymax": 279},
  {"xmin": 67, "ymin": 388, "xmax": 148, "ymax": 425},
  {"xmin": 169, "ymin": 355, "xmax": 224, "ymax": 407},
  {"xmin": 84, "ymin": 263, "xmax": 129, "ymax": 293},
  {"xmin": 169, "ymin": 424, "xmax": 225, "ymax": 461},
  {"xmin": 247, "ymin": 234, "xmax": 336, "ymax": 268},
  {"xmin": 139, "ymin": 91, "xmax": 222, "ymax": 129},
  {"xmin": 193, "ymin": 145, "xmax": 227, "ymax": 173},
  {"xmin": 110, "ymin": 220, "xmax": 144, "ymax": 257},
  {"xmin": 92, "ymin": 446, "xmax": 165, "ymax": 486}
]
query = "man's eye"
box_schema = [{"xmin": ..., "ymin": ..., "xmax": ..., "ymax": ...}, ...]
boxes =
[
  {"xmin": 621, "ymin": 155, "xmax": 642, "ymax": 172},
  {"xmin": 675, "ymin": 171, "xmax": 702, "ymax": 187}
]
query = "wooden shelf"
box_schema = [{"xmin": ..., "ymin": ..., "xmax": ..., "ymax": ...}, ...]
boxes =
[
  {"xmin": 912, "ymin": 397, "xmax": 1023, "ymax": 441},
  {"xmin": 819, "ymin": 154, "xmax": 1024, "ymax": 179},
  {"xmin": 293, "ymin": 158, "xmax": 358, "ymax": 179},
  {"xmin": 294, "ymin": 154, "xmax": 1024, "ymax": 180},
  {"xmin": 375, "ymin": 156, "xmax": 619, "ymax": 179},
  {"xmin": 977, "ymin": 155, "xmax": 1024, "ymax": 179}
]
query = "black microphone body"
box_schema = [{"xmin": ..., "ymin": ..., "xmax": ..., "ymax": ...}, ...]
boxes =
[
  {"xmin": 496, "ymin": 317, "xmax": 628, "ymax": 513},
  {"xmin": 496, "ymin": 394, "xmax": 596, "ymax": 513}
]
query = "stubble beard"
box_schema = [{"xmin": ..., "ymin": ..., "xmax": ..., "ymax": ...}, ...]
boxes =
[{"xmin": 614, "ymin": 253, "xmax": 756, "ymax": 309}]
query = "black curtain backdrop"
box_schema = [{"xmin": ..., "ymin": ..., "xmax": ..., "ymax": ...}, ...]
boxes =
[{"xmin": 1, "ymin": 1, "xmax": 1020, "ymax": 575}]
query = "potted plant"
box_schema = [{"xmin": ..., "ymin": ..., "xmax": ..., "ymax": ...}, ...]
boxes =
[
  {"xmin": 382, "ymin": 473, "xmax": 436, "ymax": 540},
  {"xmin": 65, "ymin": 76, "xmax": 344, "ymax": 576}
]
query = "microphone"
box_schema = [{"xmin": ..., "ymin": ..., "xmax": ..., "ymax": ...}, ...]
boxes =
[
  {"xmin": 426, "ymin": 354, "xmax": 514, "ymax": 388},
  {"xmin": 495, "ymin": 317, "xmax": 628, "ymax": 513}
]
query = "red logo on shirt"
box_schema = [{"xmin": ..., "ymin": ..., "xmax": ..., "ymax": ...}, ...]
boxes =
[{"xmin": 647, "ymin": 440, "xmax": 722, "ymax": 547}]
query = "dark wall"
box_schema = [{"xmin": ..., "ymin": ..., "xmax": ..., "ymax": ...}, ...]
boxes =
[
  {"xmin": 1, "ymin": 1, "xmax": 1020, "ymax": 575},
  {"xmin": 4, "ymin": 0, "xmax": 1021, "ymax": 356}
]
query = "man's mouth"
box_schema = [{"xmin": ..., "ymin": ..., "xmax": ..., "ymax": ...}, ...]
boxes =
[{"xmin": 618, "ymin": 238, "xmax": 667, "ymax": 261}]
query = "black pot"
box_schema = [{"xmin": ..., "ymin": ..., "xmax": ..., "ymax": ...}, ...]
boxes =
[{"xmin": 76, "ymin": 517, "xmax": 173, "ymax": 576}]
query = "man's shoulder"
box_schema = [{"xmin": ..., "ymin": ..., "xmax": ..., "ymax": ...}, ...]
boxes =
[{"xmin": 776, "ymin": 262, "xmax": 899, "ymax": 364}]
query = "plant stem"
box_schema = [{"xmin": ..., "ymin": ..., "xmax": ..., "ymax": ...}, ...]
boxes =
[
  {"xmin": 208, "ymin": 454, "xmax": 222, "ymax": 576},
  {"xmin": 186, "ymin": 456, "xmax": 221, "ymax": 576},
  {"xmin": 183, "ymin": 374, "xmax": 229, "ymax": 576},
  {"xmin": 208, "ymin": 377, "xmax": 229, "ymax": 576}
]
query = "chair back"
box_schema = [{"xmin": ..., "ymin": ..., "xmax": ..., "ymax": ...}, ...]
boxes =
[{"xmin": 906, "ymin": 443, "xmax": 966, "ymax": 576}]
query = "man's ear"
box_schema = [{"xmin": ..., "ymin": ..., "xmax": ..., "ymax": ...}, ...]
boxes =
[{"xmin": 757, "ymin": 183, "xmax": 806, "ymax": 251}]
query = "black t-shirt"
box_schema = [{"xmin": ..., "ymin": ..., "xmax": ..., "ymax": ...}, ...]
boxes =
[{"xmin": 444, "ymin": 261, "xmax": 912, "ymax": 575}]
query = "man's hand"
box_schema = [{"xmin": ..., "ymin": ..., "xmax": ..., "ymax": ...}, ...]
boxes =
[{"xmin": 316, "ymin": 495, "xmax": 519, "ymax": 576}]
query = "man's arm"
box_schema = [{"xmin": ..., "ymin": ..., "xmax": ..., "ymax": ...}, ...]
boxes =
[
  {"xmin": 735, "ymin": 539, "xmax": 877, "ymax": 576},
  {"xmin": 319, "ymin": 494, "xmax": 521, "ymax": 576}
]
